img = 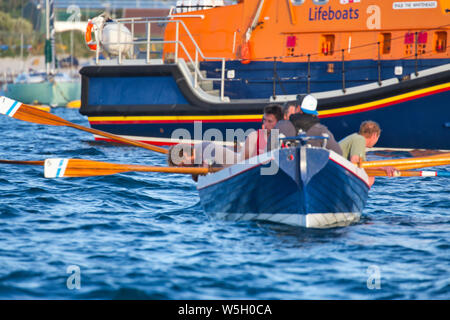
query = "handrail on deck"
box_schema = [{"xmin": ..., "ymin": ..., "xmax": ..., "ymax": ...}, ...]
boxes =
[{"xmin": 92, "ymin": 17, "xmax": 227, "ymax": 101}]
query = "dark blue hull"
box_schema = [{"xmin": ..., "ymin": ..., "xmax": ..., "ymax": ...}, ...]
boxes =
[{"xmin": 197, "ymin": 147, "xmax": 369, "ymax": 228}]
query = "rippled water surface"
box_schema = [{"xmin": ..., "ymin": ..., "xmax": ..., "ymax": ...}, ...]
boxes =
[{"xmin": 0, "ymin": 108, "xmax": 448, "ymax": 300}]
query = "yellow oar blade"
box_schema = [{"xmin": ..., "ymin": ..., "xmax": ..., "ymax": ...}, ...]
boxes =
[
  {"xmin": 44, "ymin": 158, "xmax": 213, "ymax": 178},
  {"xmin": 0, "ymin": 96, "xmax": 168, "ymax": 155}
]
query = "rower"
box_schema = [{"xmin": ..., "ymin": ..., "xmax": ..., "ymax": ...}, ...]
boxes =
[
  {"xmin": 242, "ymin": 104, "xmax": 283, "ymax": 160},
  {"xmin": 167, "ymin": 142, "xmax": 240, "ymax": 181},
  {"xmin": 289, "ymin": 94, "xmax": 343, "ymax": 155},
  {"xmin": 339, "ymin": 121, "xmax": 397, "ymax": 186}
]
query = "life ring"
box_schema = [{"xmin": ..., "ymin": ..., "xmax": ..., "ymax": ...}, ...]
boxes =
[{"xmin": 85, "ymin": 21, "xmax": 97, "ymax": 51}]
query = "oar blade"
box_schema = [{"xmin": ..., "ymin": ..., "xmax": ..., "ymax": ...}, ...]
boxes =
[
  {"xmin": 44, "ymin": 158, "xmax": 130, "ymax": 178},
  {"xmin": 1, "ymin": 96, "xmax": 168, "ymax": 154},
  {"xmin": 44, "ymin": 158, "xmax": 214, "ymax": 178},
  {"xmin": 0, "ymin": 96, "xmax": 68, "ymax": 126}
]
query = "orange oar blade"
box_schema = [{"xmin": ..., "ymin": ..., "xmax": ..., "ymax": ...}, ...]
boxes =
[
  {"xmin": 44, "ymin": 158, "xmax": 213, "ymax": 178},
  {"xmin": 0, "ymin": 96, "xmax": 69, "ymax": 126},
  {"xmin": 0, "ymin": 96, "xmax": 168, "ymax": 155}
]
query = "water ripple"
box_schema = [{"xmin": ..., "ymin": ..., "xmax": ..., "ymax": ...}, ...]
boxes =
[{"xmin": 0, "ymin": 108, "xmax": 448, "ymax": 299}]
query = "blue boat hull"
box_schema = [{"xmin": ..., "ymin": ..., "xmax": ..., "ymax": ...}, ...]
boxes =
[{"xmin": 197, "ymin": 147, "xmax": 369, "ymax": 228}]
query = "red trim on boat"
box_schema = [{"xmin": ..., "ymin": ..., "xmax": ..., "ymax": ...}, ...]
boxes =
[{"xmin": 89, "ymin": 119, "xmax": 261, "ymax": 125}]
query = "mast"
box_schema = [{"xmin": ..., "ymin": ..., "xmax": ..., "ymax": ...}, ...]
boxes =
[{"xmin": 45, "ymin": 0, "xmax": 56, "ymax": 75}]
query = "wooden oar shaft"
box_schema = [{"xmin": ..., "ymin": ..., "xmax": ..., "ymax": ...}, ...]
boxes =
[
  {"xmin": 1, "ymin": 99, "xmax": 168, "ymax": 155},
  {"xmin": 44, "ymin": 158, "xmax": 216, "ymax": 178},
  {"xmin": 0, "ymin": 159, "xmax": 44, "ymax": 166},
  {"xmin": 392, "ymin": 160, "xmax": 450, "ymax": 171},
  {"xmin": 68, "ymin": 121, "xmax": 168, "ymax": 154},
  {"xmin": 412, "ymin": 152, "xmax": 450, "ymax": 159},
  {"xmin": 362, "ymin": 157, "xmax": 450, "ymax": 169},
  {"xmin": 366, "ymin": 169, "xmax": 449, "ymax": 177}
]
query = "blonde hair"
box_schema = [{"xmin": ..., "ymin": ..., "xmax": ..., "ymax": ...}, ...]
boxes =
[{"xmin": 359, "ymin": 121, "xmax": 381, "ymax": 138}]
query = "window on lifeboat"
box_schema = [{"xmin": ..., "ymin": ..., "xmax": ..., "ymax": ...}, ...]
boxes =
[
  {"xmin": 290, "ymin": 0, "xmax": 305, "ymax": 4},
  {"xmin": 379, "ymin": 33, "xmax": 392, "ymax": 55},
  {"xmin": 434, "ymin": 31, "xmax": 447, "ymax": 53},
  {"xmin": 313, "ymin": 0, "xmax": 329, "ymax": 5},
  {"xmin": 320, "ymin": 34, "xmax": 335, "ymax": 56}
]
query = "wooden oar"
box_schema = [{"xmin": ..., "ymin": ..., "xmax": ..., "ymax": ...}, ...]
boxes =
[
  {"xmin": 0, "ymin": 159, "xmax": 45, "ymax": 165},
  {"xmin": 391, "ymin": 160, "xmax": 450, "ymax": 171},
  {"xmin": 0, "ymin": 96, "xmax": 168, "ymax": 154},
  {"xmin": 362, "ymin": 156, "xmax": 450, "ymax": 170},
  {"xmin": 366, "ymin": 169, "xmax": 450, "ymax": 177},
  {"xmin": 44, "ymin": 158, "xmax": 218, "ymax": 178}
]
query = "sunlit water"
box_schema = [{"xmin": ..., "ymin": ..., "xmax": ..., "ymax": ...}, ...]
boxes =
[{"xmin": 0, "ymin": 108, "xmax": 448, "ymax": 299}]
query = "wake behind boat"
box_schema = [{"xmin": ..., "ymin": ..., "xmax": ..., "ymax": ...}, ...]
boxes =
[{"xmin": 197, "ymin": 145, "xmax": 370, "ymax": 228}]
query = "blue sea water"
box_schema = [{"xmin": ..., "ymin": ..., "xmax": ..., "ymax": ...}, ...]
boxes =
[{"xmin": 0, "ymin": 108, "xmax": 448, "ymax": 300}]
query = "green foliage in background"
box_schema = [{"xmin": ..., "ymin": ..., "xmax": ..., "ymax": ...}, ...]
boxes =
[
  {"xmin": 0, "ymin": 9, "xmax": 40, "ymax": 57},
  {"xmin": 0, "ymin": 5, "xmax": 94, "ymax": 58},
  {"xmin": 0, "ymin": 0, "xmax": 23, "ymax": 18}
]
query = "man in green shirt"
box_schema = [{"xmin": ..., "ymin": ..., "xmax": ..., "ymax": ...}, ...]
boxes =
[
  {"xmin": 339, "ymin": 121, "xmax": 381, "ymax": 163},
  {"xmin": 339, "ymin": 121, "xmax": 396, "ymax": 186}
]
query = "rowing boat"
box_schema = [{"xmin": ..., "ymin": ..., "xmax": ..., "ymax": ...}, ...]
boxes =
[{"xmin": 197, "ymin": 145, "xmax": 370, "ymax": 228}]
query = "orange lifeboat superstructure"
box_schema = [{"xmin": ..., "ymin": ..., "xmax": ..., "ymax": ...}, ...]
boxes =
[{"xmin": 163, "ymin": 0, "xmax": 449, "ymax": 63}]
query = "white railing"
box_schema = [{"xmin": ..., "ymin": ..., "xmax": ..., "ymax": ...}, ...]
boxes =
[{"xmin": 93, "ymin": 17, "xmax": 227, "ymax": 101}]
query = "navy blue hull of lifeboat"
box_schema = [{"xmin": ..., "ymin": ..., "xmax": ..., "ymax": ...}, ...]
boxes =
[
  {"xmin": 196, "ymin": 147, "xmax": 369, "ymax": 228},
  {"xmin": 80, "ymin": 63, "xmax": 450, "ymax": 150}
]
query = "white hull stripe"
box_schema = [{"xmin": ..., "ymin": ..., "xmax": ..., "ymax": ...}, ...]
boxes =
[
  {"xmin": 214, "ymin": 212, "xmax": 361, "ymax": 228},
  {"xmin": 44, "ymin": 158, "xmax": 69, "ymax": 178},
  {"xmin": 0, "ymin": 97, "xmax": 22, "ymax": 117}
]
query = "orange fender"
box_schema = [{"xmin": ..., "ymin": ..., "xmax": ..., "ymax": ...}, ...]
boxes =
[{"xmin": 85, "ymin": 21, "xmax": 97, "ymax": 51}]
